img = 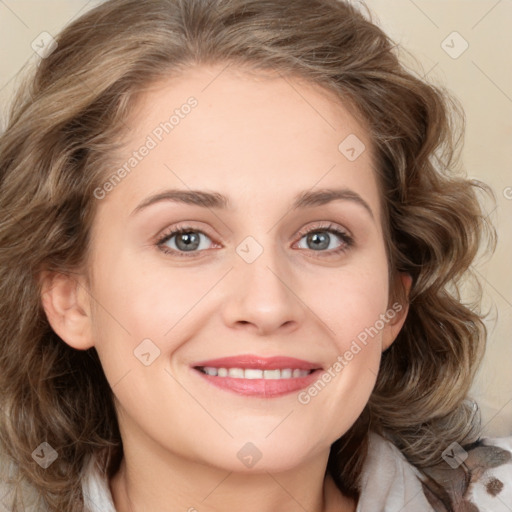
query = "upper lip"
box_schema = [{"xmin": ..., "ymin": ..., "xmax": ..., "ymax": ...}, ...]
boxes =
[{"xmin": 192, "ymin": 354, "xmax": 322, "ymax": 370}]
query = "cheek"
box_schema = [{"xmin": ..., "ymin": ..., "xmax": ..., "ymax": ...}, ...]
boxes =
[
  {"xmin": 91, "ymin": 248, "xmax": 210, "ymax": 336},
  {"xmin": 88, "ymin": 253, "xmax": 225, "ymax": 391},
  {"xmin": 300, "ymin": 253, "xmax": 390, "ymax": 413},
  {"xmin": 91, "ymin": 234, "xmax": 390, "ymax": 358},
  {"xmin": 315, "ymin": 256, "xmax": 390, "ymax": 346}
]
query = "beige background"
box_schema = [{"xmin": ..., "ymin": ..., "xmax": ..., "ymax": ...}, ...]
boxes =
[{"xmin": 1, "ymin": 1, "xmax": 511, "ymax": 437}]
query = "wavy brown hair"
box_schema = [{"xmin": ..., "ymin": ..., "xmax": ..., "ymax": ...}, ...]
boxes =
[{"xmin": 0, "ymin": 0, "xmax": 496, "ymax": 510}]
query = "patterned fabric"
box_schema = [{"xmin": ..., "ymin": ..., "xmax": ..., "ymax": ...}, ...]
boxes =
[
  {"xmin": 357, "ymin": 433, "xmax": 512, "ymax": 512},
  {"xmin": 419, "ymin": 436, "xmax": 512, "ymax": 511}
]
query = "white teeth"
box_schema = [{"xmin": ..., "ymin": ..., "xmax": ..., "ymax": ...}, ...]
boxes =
[
  {"xmin": 281, "ymin": 368, "xmax": 293, "ymax": 379},
  {"xmin": 228, "ymin": 368, "xmax": 244, "ymax": 378},
  {"xmin": 244, "ymin": 368, "xmax": 263, "ymax": 379},
  {"xmin": 263, "ymin": 369, "xmax": 281, "ymax": 379},
  {"xmin": 199, "ymin": 367, "xmax": 312, "ymax": 379}
]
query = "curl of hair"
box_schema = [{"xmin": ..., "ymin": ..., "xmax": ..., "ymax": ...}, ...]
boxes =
[{"xmin": 0, "ymin": 0, "xmax": 496, "ymax": 509}]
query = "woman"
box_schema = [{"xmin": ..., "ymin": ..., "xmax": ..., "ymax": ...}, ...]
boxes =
[{"xmin": 0, "ymin": 0, "xmax": 510, "ymax": 510}]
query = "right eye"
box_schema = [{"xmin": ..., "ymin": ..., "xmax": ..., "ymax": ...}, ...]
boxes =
[{"xmin": 156, "ymin": 224, "xmax": 217, "ymax": 258}]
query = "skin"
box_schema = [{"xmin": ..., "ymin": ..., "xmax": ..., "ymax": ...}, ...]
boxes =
[{"xmin": 41, "ymin": 64, "xmax": 411, "ymax": 512}]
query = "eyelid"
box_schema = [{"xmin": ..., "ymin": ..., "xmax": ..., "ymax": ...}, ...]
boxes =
[
  {"xmin": 295, "ymin": 221, "xmax": 352, "ymax": 241},
  {"xmin": 154, "ymin": 221, "xmax": 216, "ymax": 245}
]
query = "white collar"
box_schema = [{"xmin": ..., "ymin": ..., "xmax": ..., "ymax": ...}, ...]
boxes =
[{"xmin": 356, "ymin": 432, "xmax": 435, "ymax": 511}]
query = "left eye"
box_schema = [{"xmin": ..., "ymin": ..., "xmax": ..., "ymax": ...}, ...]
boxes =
[{"xmin": 295, "ymin": 227, "xmax": 351, "ymax": 253}]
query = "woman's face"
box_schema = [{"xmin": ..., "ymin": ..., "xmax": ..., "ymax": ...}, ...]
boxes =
[{"xmin": 79, "ymin": 65, "xmax": 408, "ymax": 472}]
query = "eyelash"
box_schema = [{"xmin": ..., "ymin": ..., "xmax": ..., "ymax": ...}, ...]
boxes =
[{"xmin": 156, "ymin": 222, "xmax": 354, "ymax": 259}]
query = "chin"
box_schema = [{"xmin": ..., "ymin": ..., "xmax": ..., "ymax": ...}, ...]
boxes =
[{"xmin": 190, "ymin": 436, "xmax": 327, "ymax": 475}]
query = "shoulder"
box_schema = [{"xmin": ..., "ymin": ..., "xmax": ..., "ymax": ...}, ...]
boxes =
[
  {"xmin": 357, "ymin": 433, "xmax": 512, "ymax": 512},
  {"xmin": 1, "ymin": 449, "xmax": 116, "ymax": 512},
  {"xmin": 420, "ymin": 435, "xmax": 512, "ymax": 512},
  {"xmin": 357, "ymin": 432, "xmax": 437, "ymax": 511}
]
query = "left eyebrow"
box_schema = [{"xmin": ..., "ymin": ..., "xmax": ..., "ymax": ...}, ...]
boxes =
[
  {"xmin": 292, "ymin": 188, "xmax": 374, "ymax": 220},
  {"xmin": 129, "ymin": 187, "xmax": 374, "ymax": 220}
]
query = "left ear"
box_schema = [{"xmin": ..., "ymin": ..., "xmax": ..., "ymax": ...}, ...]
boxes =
[{"xmin": 381, "ymin": 272, "xmax": 412, "ymax": 351}]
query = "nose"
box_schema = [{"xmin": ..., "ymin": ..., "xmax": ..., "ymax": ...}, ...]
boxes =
[{"xmin": 220, "ymin": 241, "xmax": 305, "ymax": 336}]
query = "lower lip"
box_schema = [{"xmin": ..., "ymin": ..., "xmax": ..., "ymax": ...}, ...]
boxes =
[{"xmin": 193, "ymin": 368, "xmax": 323, "ymax": 397}]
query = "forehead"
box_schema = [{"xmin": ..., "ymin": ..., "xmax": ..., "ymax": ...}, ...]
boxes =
[{"xmin": 103, "ymin": 64, "xmax": 381, "ymax": 219}]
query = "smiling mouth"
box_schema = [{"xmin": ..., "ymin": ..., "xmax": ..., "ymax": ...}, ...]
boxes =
[{"xmin": 191, "ymin": 354, "xmax": 323, "ymax": 397}]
